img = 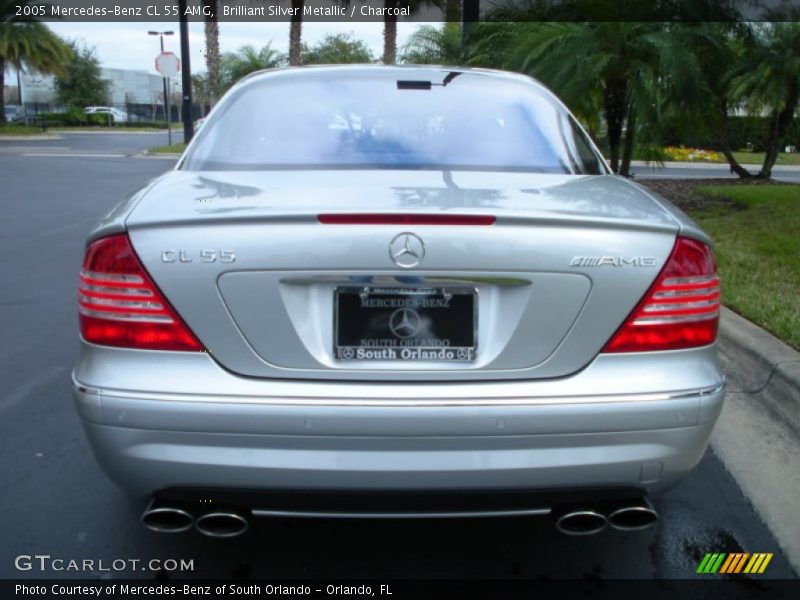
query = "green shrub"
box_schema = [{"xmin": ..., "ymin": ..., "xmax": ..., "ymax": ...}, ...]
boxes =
[
  {"xmin": 35, "ymin": 109, "xmax": 111, "ymax": 126},
  {"xmin": 656, "ymin": 116, "xmax": 800, "ymax": 152},
  {"xmin": 119, "ymin": 121, "xmax": 169, "ymax": 129},
  {"xmin": 86, "ymin": 113, "xmax": 111, "ymax": 126},
  {"xmin": 32, "ymin": 109, "xmax": 131, "ymax": 127}
]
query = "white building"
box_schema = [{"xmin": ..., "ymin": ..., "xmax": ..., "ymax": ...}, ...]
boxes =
[
  {"xmin": 14, "ymin": 67, "xmax": 179, "ymax": 107},
  {"xmin": 104, "ymin": 67, "xmax": 179, "ymax": 105}
]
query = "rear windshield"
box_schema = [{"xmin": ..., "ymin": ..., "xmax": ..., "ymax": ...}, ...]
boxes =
[{"xmin": 182, "ymin": 71, "xmax": 607, "ymax": 175}]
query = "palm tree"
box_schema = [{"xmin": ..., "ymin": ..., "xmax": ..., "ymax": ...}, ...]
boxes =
[
  {"xmin": 220, "ymin": 44, "xmax": 284, "ymax": 91},
  {"xmin": 733, "ymin": 23, "xmax": 800, "ymax": 178},
  {"xmin": 203, "ymin": 0, "xmax": 221, "ymax": 106},
  {"xmin": 288, "ymin": 0, "xmax": 305, "ymax": 66},
  {"xmin": 0, "ymin": 5, "xmax": 70, "ymax": 124},
  {"xmin": 401, "ymin": 23, "xmax": 469, "ymax": 65},
  {"xmin": 379, "ymin": 0, "xmax": 464, "ymax": 64},
  {"xmin": 382, "ymin": 0, "xmax": 446, "ymax": 65},
  {"xmin": 301, "ymin": 33, "xmax": 374, "ymax": 65},
  {"xmin": 441, "ymin": 0, "xmax": 461, "ymax": 22},
  {"xmin": 503, "ymin": 22, "xmax": 702, "ymax": 176},
  {"xmin": 672, "ymin": 23, "xmax": 755, "ymax": 178},
  {"xmin": 382, "ymin": 0, "xmax": 400, "ymax": 64}
]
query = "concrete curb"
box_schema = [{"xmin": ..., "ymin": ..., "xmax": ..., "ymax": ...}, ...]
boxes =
[
  {"xmin": 712, "ymin": 307, "xmax": 800, "ymax": 574},
  {"xmin": 49, "ymin": 129, "xmax": 181, "ymax": 135},
  {"xmin": 629, "ymin": 160, "xmax": 800, "ymax": 172},
  {"xmin": 718, "ymin": 307, "xmax": 800, "ymax": 434},
  {"xmin": 0, "ymin": 135, "xmax": 62, "ymax": 141},
  {"xmin": 138, "ymin": 150, "xmax": 182, "ymax": 160}
]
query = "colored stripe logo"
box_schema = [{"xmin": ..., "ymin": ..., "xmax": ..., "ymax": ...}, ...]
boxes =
[{"xmin": 697, "ymin": 552, "xmax": 773, "ymax": 574}]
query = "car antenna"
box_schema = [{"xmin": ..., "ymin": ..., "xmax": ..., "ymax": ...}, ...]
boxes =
[{"xmin": 441, "ymin": 71, "xmax": 461, "ymax": 86}]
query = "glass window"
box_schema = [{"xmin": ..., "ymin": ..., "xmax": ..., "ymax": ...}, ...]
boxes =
[{"xmin": 182, "ymin": 71, "xmax": 608, "ymax": 175}]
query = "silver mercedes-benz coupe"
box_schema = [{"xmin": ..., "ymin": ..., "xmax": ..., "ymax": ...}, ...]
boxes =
[{"xmin": 73, "ymin": 66, "xmax": 725, "ymax": 537}]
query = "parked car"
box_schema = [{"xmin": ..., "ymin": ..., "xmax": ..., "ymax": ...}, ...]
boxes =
[
  {"xmin": 73, "ymin": 66, "xmax": 725, "ymax": 538},
  {"xmin": 84, "ymin": 106, "xmax": 128, "ymax": 123},
  {"xmin": 3, "ymin": 105, "xmax": 26, "ymax": 124}
]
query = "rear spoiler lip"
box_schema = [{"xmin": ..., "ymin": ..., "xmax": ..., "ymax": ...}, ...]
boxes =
[{"xmin": 120, "ymin": 212, "xmax": 679, "ymax": 236}]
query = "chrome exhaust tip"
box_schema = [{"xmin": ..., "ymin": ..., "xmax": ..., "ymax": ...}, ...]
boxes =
[
  {"xmin": 555, "ymin": 510, "xmax": 608, "ymax": 536},
  {"xmin": 141, "ymin": 501, "xmax": 194, "ymax": 533},
  {"xmin": 195, "ymin": 511, "xmax": 249, "ymax": 538},
  {"xmin": 608, "ymin": 501, "xmax": 659, "ymax": 531}
]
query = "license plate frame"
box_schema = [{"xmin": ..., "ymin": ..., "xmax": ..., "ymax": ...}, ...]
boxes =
[{"xmin": 334, "ymin": 287, "xmax": 477, "ymax": 362}]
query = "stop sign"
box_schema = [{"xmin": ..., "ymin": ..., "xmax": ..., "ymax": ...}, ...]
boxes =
[{"xmin": 155, "ymin": 52, "xmax": 180, "ymax": 78}]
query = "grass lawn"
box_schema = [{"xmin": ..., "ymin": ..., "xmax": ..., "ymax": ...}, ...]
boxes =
[
  {"xmin": 148, "ymin": 142, "xmax": 186, "ymax": 154},
  {"xmin": 0, "ymin": 124, "xmax": 47, "ymax": 136},
  {"xmin": 690, "ymin": 185, "xmax": 800, "ymax": 349},
  {"xmin": 729, "ymin": 152, "xmax": 800, "ymax": 166}
]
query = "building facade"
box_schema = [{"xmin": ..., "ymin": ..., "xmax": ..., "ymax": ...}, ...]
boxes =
[{"xmin": 10, "ymin": 67, "xmax": 180, "ymax": 109}]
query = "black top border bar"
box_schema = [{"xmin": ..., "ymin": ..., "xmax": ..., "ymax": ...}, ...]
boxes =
[{"xmin": 4, "ymin": 0, "xmax": 800, "ymax": 23}]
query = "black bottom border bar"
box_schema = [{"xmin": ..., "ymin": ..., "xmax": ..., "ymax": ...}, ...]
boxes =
[{"xmin": 4, "ymin": 579, "xmax": 800, "ymax": 600}]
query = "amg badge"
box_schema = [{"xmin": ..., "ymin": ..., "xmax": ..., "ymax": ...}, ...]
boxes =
[{"xmin": 570, "ymin": 256, "xmax": 658, "ymax": 267}]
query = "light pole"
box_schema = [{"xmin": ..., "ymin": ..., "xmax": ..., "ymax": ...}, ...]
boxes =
[
  {"xmin": 148, "ymin": 30, "xmax": 174, "ymax": 145},
  {"xmin": 177, "ymin": 0, "xmax": 195, "ymax": 144}
]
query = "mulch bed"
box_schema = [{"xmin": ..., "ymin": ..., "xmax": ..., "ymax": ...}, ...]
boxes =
[{"xmin": 639, "ymin": 178, "xmax": 797, "ymax": 213}]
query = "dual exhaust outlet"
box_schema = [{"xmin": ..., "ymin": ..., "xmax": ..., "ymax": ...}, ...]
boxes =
[
  {"xmin": 141, "ymin": 500, "xmax": 249, "ymax": 538},
  {"xmin": 142, "ymin": 497, "xmax": 657, "ymax": 538},
  {"xmin": 555, "ymin": 498, "xmax": 658, "ymax": 536}
]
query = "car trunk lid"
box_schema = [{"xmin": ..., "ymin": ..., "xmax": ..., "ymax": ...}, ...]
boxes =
[{"xmin": 124, "ymin": 169, "xmax": 679, "ymax": 381}]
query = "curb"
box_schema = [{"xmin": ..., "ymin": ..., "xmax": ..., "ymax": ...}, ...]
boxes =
[
  {"xmin": 629, "ymin": 160, "xmax": 800, "ymax": 172},
  {"xmin": 139, "ymin": 150, "xmax": 182, "ymax": 160},
  {"xmin": 713, "ymin": 307, "xmax": 800, "ymax": 575},
  {"xmin": 0, "ymin": 135, "xmax": 62, "ymax": 141},
  {"xmin": 49, "ymin": 129, "xmax": 181, "ymax": 135},
  {"xmin": 718, "ymin": 307, "xmax": 800, "ymax": 434}
]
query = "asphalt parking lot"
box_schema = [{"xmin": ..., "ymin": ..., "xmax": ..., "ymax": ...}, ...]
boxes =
[{"xmin": 0, "ymin": 132, "xmax": 796, "ymax": 583}]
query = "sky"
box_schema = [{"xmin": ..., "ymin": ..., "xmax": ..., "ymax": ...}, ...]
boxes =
[{"xmin": 44, "ymin": 21, "xmax": 423, "ymax": 75}]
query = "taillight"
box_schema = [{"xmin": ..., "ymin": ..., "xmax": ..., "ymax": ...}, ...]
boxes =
[
  {"xmin": 602, "ymin": 237, "xmax": 720, "ymax": 353},
  {"xmin": 78, "ymin": 234, "xmax": 204, "ymax": 351}
]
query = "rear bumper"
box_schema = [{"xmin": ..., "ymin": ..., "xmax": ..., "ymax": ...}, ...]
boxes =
[{"xmin": 73, "ymin": 343, "xmax": 725, "ymax": 498}]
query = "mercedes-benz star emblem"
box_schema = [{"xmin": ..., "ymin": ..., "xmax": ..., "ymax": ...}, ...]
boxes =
[
  {"xmin": 389, "ymin": 232, "xmax": 425, "ymax": 268},
  {"xmin": 389, "ymin": 308, "xmax": 421, "ymax": 339}
]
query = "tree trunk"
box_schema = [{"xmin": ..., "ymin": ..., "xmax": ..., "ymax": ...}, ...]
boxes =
[
  {"xmin": 383, "ymin": 0, "xmax": 398, "ymax": 65},
  {"xmin": 0, "ymin": 59, "xmax": 6, "ymax": 126},
  {"xmin": 289, "ymin": 0, "xmax": 304, "ymax": 66},
  {"xmin": 203, "ymin": 1, "xmax": 220, "ymax": 106},
  {"xmin": 602, "ymin": 76, "xmax": 627, "ymax": 173},
  {"xmin": 620, "ymin": 107, "xmax": 636, "ymax": 177},
  {"xmin": 720, "ymin": 146, "xmax": 752, "ymax": 178},
  {"xmin": 759, "ymin": 81, "xmax": 800, "ymax": 179}
]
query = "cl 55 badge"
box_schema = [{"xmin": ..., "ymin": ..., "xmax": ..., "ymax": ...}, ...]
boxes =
[
  {"xmin": 570, "ymin": 256, "xmax": 657, "ymax": 267},
  {"xmin": 161, "ymin": 250, "xmax": 236, "ymax": 263}
]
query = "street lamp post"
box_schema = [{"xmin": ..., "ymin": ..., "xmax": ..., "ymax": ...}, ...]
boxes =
[
  {"xmin": 148, "ymin": 30, "xmax": 174, "ymax": 145},
  {"xmin": 177, "ymin": 0, "xmax": 195, "ymax": 144}
]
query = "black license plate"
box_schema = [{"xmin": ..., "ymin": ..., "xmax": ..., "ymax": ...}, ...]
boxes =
[{"xmin": 335, "ymin": 288, "xmax": 476, "ymax": 361}]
